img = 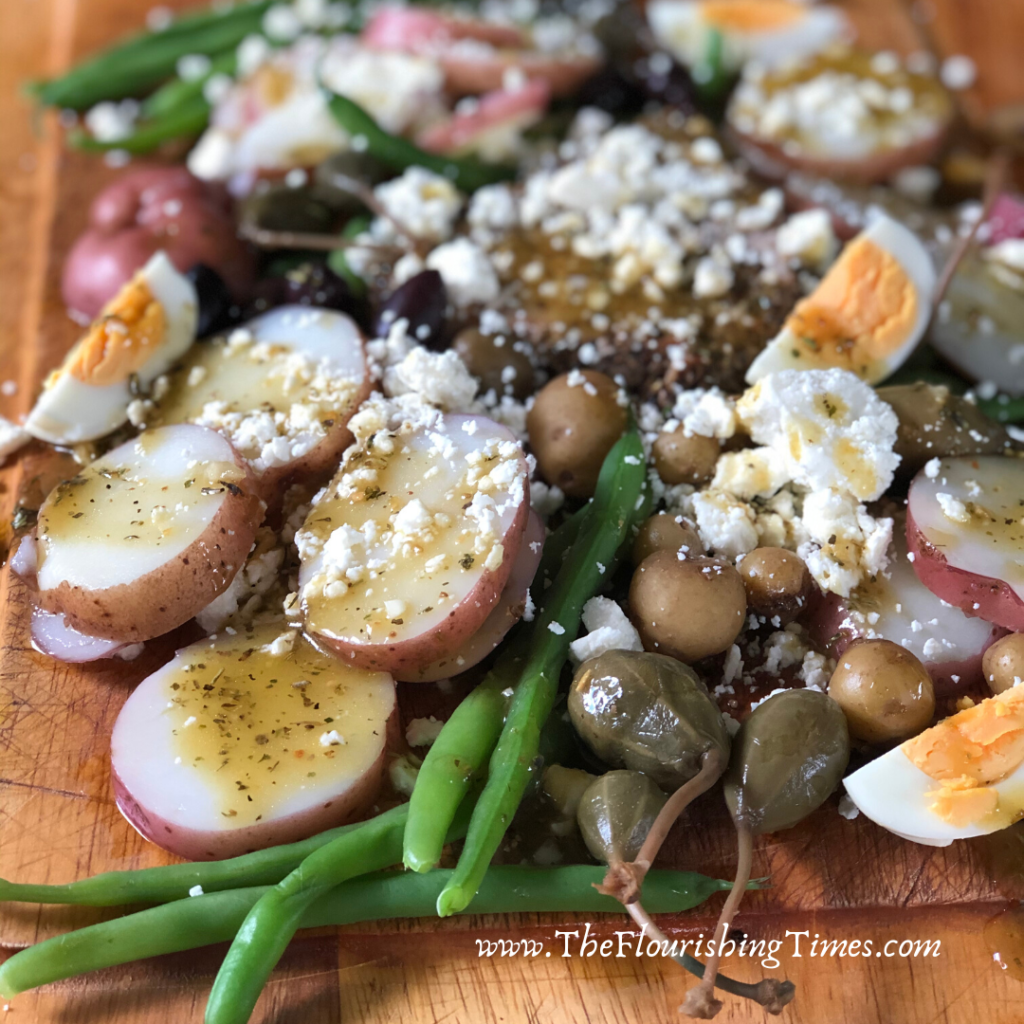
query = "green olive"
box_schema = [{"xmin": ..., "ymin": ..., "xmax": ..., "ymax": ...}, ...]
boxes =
[
  {"xmin": 629, "ymin": 550, "xmax": 746, "ymax": 662},
  {"xmin": 652, "ymin": 428, "xmax": 721, "ymax": 486},
  {"xmin": 631, "ymin": 512, "xmax": 703, "ymax": 567},
  {"xmin": 828, "ymin": 639, "xmax": 935, "ymax": 743},
  {"xmin": 877, "ymin": 383, "xmax": 1014, "ymax": 478},
  {"xmin": 576, "ymin": 770, "xmax": 668, "ymax": 864},
  {"xmin": 983, "ymin": 633, "xmax": 1024, "ymax": 695},
  {"xmin": 453, "ymin": 327, "xmax": 534, "ymax": 400},
  {"xmin": 739, "ymin": 547, "xmax": 810, "ymax": 624},
  {"xmin": 569, "ymin": 650, "xmax": 730, "ymax": 789},
  {"xmin": 724, "ymin": 689, "xmax": 850, "ymax": 835},
  {"xmin": 526, "ymin": 371, "xmax": 628, "ymax": 498}
]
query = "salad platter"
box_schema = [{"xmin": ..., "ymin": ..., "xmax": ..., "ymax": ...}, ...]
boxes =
[{"xmin": 2, "ymin": 0, "xmax": 1024, "ymax": 1022}]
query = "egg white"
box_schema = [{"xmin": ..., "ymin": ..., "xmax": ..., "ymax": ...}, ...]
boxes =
[
  {"xmin": 26, "ymin": 252, "xmax": 197, "ymax": 445},
  {"xmin": 844, "ymin": 741, "xmax": 1024, "ymax": 847},
  {"xmin": 747, "ymin": 212, "xmax": 936, "ymax": 384},
  {"xmin": 647, "ymin": 0, "xmax": 849, "ymax": 73}
]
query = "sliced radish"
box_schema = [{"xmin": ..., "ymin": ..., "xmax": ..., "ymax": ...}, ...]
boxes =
[
  {"xmin": 929, "ymin": 251, "xmax": 1024, "ymax": 395},
  {"xmin": 31, "ymin": 606, "xmax": 128, "ymax": 663},
  {"xmin": 111, "ymin": 624, "xmax": 397, "ymax": 859},
  {"xmin": 986, "ymin": 193, "xmax": 1024, "ymax": 246},
  {"xmin": 440, "ymin": 49, "xmax": 601, "ymax": 98},
  {"xmin": 361, "ymin": 6, "xmax": 525, "ymax": 53},
  {"xmin": 298, "ymin": 412, "xmax": 530, "ymax": 677},
  {"xmin": 402, "ymin": 510, "xmax": 544, "ymax": 682},
  {"xmin": 150, "ymin": 306, "xmax": 371, "ymax": 498},
  {"xmin": 806, "ymin": 511, "xmax": 1003, "ymax": 694},
  {"xmin": 907, "ymin": 455, "xmax": 1024, "ymax": 631},
  {"xmin": 35, "ymin": 424, "xmax": 263, "ymax": 643},
  {"xmin": 417, "ymin": 81, "xmax": 550, "ymax": 157}
]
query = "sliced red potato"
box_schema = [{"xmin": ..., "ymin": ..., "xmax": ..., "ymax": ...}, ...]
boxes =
[
  {"xmin": 907, "ymin": 455, "xmax": 1024, "ymax": 632},
  {"xmin": 361, "ymin": 5, "xmax": 525, "ymax": 53},
  {"xmin": 930, "ymin": 251, "xmax": 1024, "ymax": 396},
  {"xmin": 440, "ymin": 49, "xmax": 601, "ymax": 98},
  {"xmin": 402, "ymin": 510, "xmax": 544, "ymax": 682},
  {"xmin": 148, "ymin": 305, "xmax": 371, "ymax": 498},
  {"xmin": 417, "ymin": 80, "xmax": 550, "ymax": 158},
  {"xmin": 31, "ymin": 606, "xmax": 130, "ymax": 663},
  {"xmin": 35, "ymin": 424, "xmax": 263, "ymax": 643},
  {"xmin": 111, "ymin": 623, "xmax": 397, "ymax": 859},
  {"xmin": 807, "ymin": 511, "xmax": 1003, "ymax": 694},
  {"xmin": 26, "ymin": 252, "xmax": 197, "ymax": 446},
  {"xmin": 298, "ymin": 412, "xmax": 530, "ymax": 677}
]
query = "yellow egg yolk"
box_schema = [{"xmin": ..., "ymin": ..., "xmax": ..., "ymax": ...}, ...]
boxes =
[
  {"xmin": 65, "ymin": 274, "xmax": 167, "ymax": 387},
  {"xmin": 783, "ymin": 236, "xmax": 918, "ymax": 377},
  {"xmin": 902, "ymin": 686, "xmax": 1024, "ymax": 826},
  {"xmin": 701, "ymin": 0, "xmax": 803, "ymax": 33}
]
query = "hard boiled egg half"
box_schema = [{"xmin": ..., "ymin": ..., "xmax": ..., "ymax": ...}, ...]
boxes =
[
  {"xmin": 844, "ymin": 685, "xmax": 1024, "ymax": 846},
  {"xmin": 25, "ymin": 252, "xmax": 197, "ymax": 445},
  {"xmin": 746, "ymin": 213, "xmax": 935, "ymax": 385},
  {"xmin": 646, "ymin": 0, "xmax": 849, "ymax": 75}
]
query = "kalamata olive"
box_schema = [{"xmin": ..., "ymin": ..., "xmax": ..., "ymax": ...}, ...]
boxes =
[
  {"xmin": 983, "ymin": 633, "xmax": 1024, "ymax": 695},
  {"xmin": 631, "ymin": 512, "xmax": 703, "ymax": 567},
  {"xmin": 738, "ymin": 547, "xmax": 810, "ymax": 625},
  {"xmin": 724, "ymin": 689, "xmax": 850, "ymax": 835},
  {"xmin": 453, "ymin": 327, "xmax": 534, "ymax": 399},
  {"xmin": 828, "ymin": 639, "xmax": 935, "ymax": 744},
  {"xmin": 374, "ymin": 270, "xmax": 448, "ymax": 348},
  {"xmin": 526, "ymin": 370, "xmax": 628, "ymax": 499},
  {"xmin": 576, "ymin": 66, "xmax": 647, "ymax": 118},
  {"xmin": 569, "ymin": 650, "xmax": 731, "ymax": 790},
  {"xmin": 629, "ymin": 550, "xmax": 746, "ymax": 662},
  {"xmin": 186, "ymin": 263, "xmax": 239, "ymax": 338},
  {"xmin": 577, "ymin": 770, "xmax": 668, "ymax": 864},
  {"xmin": 279, "ymin": 262, "xmax": 356, "ymax": 313},
  {"xmin": 651, "ymin": 428, "xmax": 721, "ymax": 486},
  {"xmin": 240, "ymin": 182, "xmax": 338, "ymax": 234},
  {"xmin": 877, "ymin": 382, "xmax": 1015, "ymax": 479}
]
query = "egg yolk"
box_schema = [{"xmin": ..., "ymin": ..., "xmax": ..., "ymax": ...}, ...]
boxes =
[
  {"xmin": 701, "ymin": 0, "xmax": 803, "ymax": 32},
  {"xmin": 902, "ymin": 686, "xmax": 1024, "ymax": 826},
  {"xmin": 65, "ymin": 274, "xmax": 167, "ymax": 387},
  {"xmin": 783, "ymin": 236, "xmax": 918, "ymax": 377}
]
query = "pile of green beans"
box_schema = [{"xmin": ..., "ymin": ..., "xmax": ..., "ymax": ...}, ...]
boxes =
[
  {"xmin": 33, "ymin": 0, "xmax": 274, "ymax": 110},
  {"xmin": 0, "ymin": 867, "xmax": 729, "ymax": 999},
  {"xmin": 327, "ymin": 93, "xmax": 516, "ymax": 192}
]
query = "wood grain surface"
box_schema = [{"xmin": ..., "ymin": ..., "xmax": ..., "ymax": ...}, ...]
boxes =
[{"xmin": 2, "ymin": 1, "xmax": 1024, "ymax": 1022}]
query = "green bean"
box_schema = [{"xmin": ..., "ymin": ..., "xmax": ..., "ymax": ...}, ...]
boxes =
[
  {"xmin": 437, "ymin": 427, "xmax": 649, "ymax": 917},
  {"xmin": 206, "ymin": 794, "xmax": 476, "ymax": 1024},
  {"xmin": 976, "ymin": 395, "xmax": 1024, "ymax": 424},
  {"xmin": 33, "ymin": 1, "xmax": 273, "ymax": 110},
  {"xmin": 143, "ymin": 49, "xmax": 237, "ymax": 118},
  {"xmin": 0, "ymin": 867, "xmax": 730, "ymax": 999},
  {"xmin": 326, "ymin": 93, "xmax": 515, "ymax": 192},
  {"xmin": 0, "ymin": 805, "xmax": 408, "ymax": 907},
  {"xmin": 70, "ymin": 96, "xmax": 211, "ymax": 154},
  {"xmin": 401, "ymin": 505, "xmax": 590, "ymax": 875}
]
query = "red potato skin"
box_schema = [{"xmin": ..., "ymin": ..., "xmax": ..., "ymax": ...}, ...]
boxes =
[
  {"xmin": 37, "ymin": 444, "xmax": 264, "ymax": 644},
  {"xmin": 727, "ymin": 123, "xmax": 951, "ymax": 188},
  {"xmin": 312, "ymin": 475, "xmax": 531, "ymax": 678},
  {"xmin": 62, "ymin": 166, "xmax": 257, "ymax": 319},
  {"xmin": 439, "ymin": 51, "xmax": 602, "ymax": 99},
  {"xmin": 112, "ymin": 700, "xmax": 399, "ymax": 860},
  {"xmin": 804, "ymin": 585, "xmax": 1004, "ymax": 697},
  {"xmin": 906, "ymin": 507, "xmax": 1024, "ymax": 632}
]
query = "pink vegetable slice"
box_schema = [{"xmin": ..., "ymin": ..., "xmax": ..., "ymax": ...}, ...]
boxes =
[
  {"xmin": 417, "ymin": 81, "xmax": 550, "ymax": 156},
  {"xmin": 298, "ymin": 412, "xmax": 530, "ymax": 677},
  {"xmin": 806, "ymin": 511, "xmax": 1003, "ymax": 694},
  {"xmin": 111, "ymin": 624, "xmax": 397, "ymax": 860},
  {"xmin": 907, "ymin": 455, "xmax": 1024, "ymax": 632},
  {"xmin": 361, "ymin": 5, "xmax": 526, "ymax": 54},
  {"xmin": 440, "ymin": 49, "xmax": 601, "ymax": 98},
  {"xmin": 401, "ymin": 510, "xmax": 544, "ymax": 682},
  {"xmin": 986, "ymin": 193, "xmax": 1024, "ymax": 245}
]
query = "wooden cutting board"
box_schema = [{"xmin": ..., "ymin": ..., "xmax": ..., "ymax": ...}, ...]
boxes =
[{"xmin": 2, "ymin": 1, "xmax": 1024, "ymax": 1021}]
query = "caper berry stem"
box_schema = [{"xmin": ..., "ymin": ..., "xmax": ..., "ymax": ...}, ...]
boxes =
[
  {"xmin": 237, "ymin": 221, "xmax": 404, "ymax": 256},
  {"xmin": 598, "ymin": 749, "xmax": 725, "ymax": 905}
]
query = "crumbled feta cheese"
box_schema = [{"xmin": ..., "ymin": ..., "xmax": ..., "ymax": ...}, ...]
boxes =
[
  {"xmin": 775, "ymin": 209, "xmax": 838, "ymax": 270},
  {"xmin": 692, "ymin": 490, "xmax": 759, "ymax": 559},
  {"xmin": 384, "ymin": 347, "xmax": 479, "ymax": 411},
  {"xmin": 670, "ymin": 387, "xmax": 738, "ymax": 439},
  {"xmin": 568, "ymin": 596, "xmax": 643, "ymax": 665},
  {"xmin": 374, "ymin": 167, "xmax": 463, "ymax": 242},
  {"xmin": 319, "ymin": 729, "xmax": 346, "ymax": 747},
  {"xmin": 425, "ymin": 238, "xmax": 500, "ymax": 306},
  {"xmin": 936, "ymin": 492, "xmax": 969, "ymax": 523},
  {"xmin": 406, "ymin": 716, "xmax": 444, "ymax": 747},
  {"xmin": 189, "ymin": 885, "xmax": 205, "ymax": 897},
  {"xmin": 693, "ymin": 254, "xmax": 734, "ymax": 298}
]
